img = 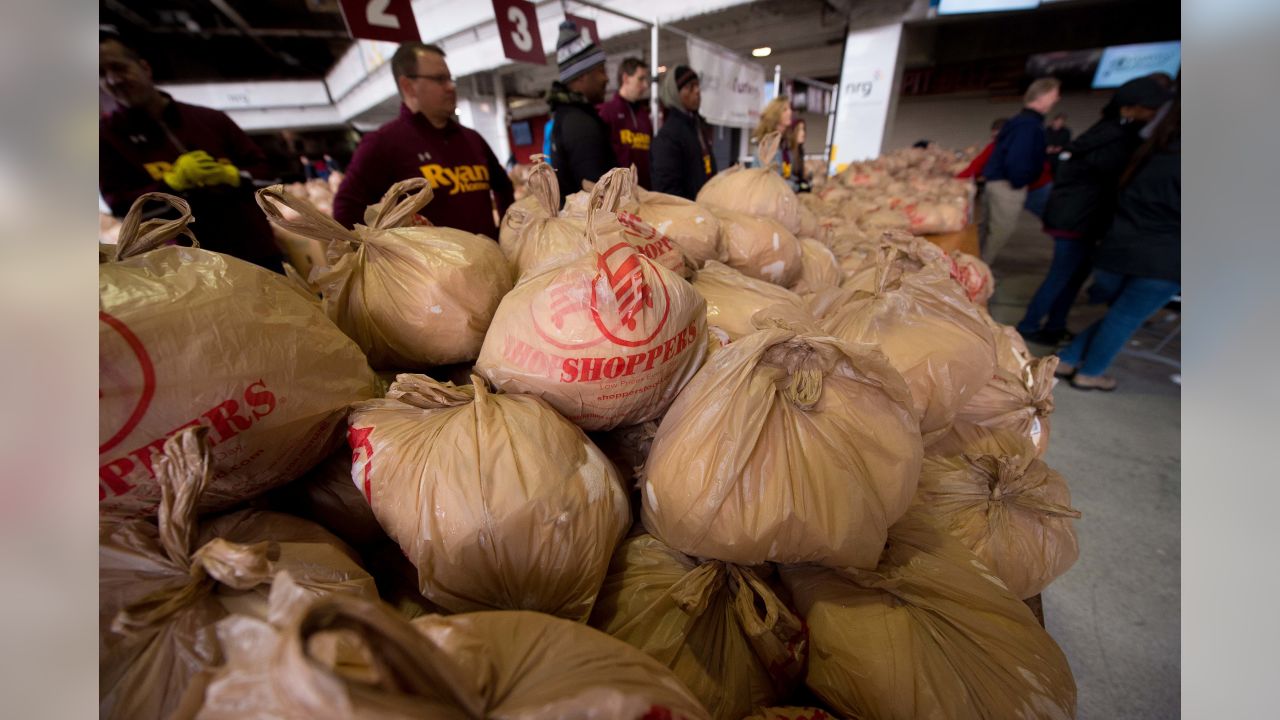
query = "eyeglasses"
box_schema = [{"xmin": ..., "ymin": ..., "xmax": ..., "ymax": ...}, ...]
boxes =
[{"xmin": 405, "ymin": 73, "xmax": 455, "ymax": 85}]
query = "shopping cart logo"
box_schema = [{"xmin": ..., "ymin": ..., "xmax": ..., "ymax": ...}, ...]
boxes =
[{"xmin": 591, "ymin": 242, "xmax": 670, "ymax": 347}]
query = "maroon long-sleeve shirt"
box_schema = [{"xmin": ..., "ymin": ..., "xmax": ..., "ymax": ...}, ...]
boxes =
[
  {"xmin": 596, "ymin": 92, "xmax": 653, "ymax": 189},
  {"xmin": 333, "ymin": 105, "xmax": 514, "ymax": 239},
  {"xmin": 99, "ymin": 95, "xmax": 280, "ymax": 266}
]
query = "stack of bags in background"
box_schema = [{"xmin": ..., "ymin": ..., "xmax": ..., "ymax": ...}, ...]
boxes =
[
  {"xmin": 804, "ymin": 145, "xmax": 977, "ymax": 239},
  {"xmin": 98, "ymin": 132, "xmax": 1079, "ymax": 719}
]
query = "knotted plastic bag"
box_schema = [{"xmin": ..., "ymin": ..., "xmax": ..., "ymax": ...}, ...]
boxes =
[
  {"xmin": 99, "ymin": 193, "xmax": 379, "ymax": 521},
  {"xmin": 693, "ymin": 260, "xmax": 807, "ymax": 340},
  {"xmin": 347, "ymin": 373, "xmax": 630, "ymax": 619},
  {"xmin": 915, "ymin": 425, "xmax": 1080, "ymax": 598},
  {"xmin": 697, "ymin": 132, "xmax": 803, "ymax": 235},
  {"xmin": 950, "ymin": 354, "xmax": 1058, "ymax": 456},
  {"xmin": 498, "ymin": 155, "xmax": 591, "ymax": 278},
  {"xmin": 780, "ymin": 512, "xmax": 1077, "ymax": 720},
  {"xmin": 790, "ymin": 238, "xmax": 843, "ymax": 295},
  {"xmin": 642, "ymin": 326, "xmax": 921, "ymax": 569},
  {"xmin": 189, "ymin": 593, "xmax": 711, "ymax": 719},
  {"xmin": 818, "ymin": 243, "xmax": 996, "ymax": 443},
  {"xmin": 565, "ymin": 170, "xmax": 725, "ymax": 268},
  {"xmin": 477, "ymin": 167, "xmax": 707, "ymax": 431},
  {"xmin": 257, "ymin": 178, "xmax": 513, "ymax": 369},
  {"xmin": 99, "ymin": 428, "xmax": 377, "ymax": 720},
  {"xmin": 590, "ymin": 534, "xmax": 807, "ymax": 720},
  {"xmin": 708, "ymin": 206, "xmax": 803, "ymax": 288}
]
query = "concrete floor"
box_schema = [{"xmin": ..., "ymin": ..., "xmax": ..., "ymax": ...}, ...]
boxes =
[{"xmin": 985, "ymin": 211, "xmax": 1180, "ymax": 719}]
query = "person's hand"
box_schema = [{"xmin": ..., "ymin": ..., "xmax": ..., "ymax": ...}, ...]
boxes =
[
  {"xmin": 186, "ymin": 155, "xmax": 242, "ymax": 188},
  {"xmin": 161, "ymin": 150, "xmax": 214, "ymax": 192}
]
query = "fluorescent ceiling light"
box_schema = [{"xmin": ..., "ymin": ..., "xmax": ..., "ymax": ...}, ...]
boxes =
[{"xmin": 752, "ymin": 47, "xmax": 772, "ymax": 58}]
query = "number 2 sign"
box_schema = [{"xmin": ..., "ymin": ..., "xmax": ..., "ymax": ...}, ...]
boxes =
[
  {"xmin": 492, "ymin": 0, "xmax": 546, "ymax": 65},
  {"xmin": 338, "ymin": 0, "xmax": 421, "ymax": 43}
]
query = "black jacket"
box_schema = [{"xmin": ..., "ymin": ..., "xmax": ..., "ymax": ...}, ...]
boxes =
[
  {"xmin": 1094, "ymin": 136, "xmax": 1180, "ymax": 282},
  {"xmin": 549, "ymin": 83, "xmax": 617, "ymax": 199},
  {"xmin": 650, "ymin": 107, "xmax": 717, "ymax": 200},
  {"xmin": 1042, "ymin": 117, "xmax": 1145, "ymax": 240}
]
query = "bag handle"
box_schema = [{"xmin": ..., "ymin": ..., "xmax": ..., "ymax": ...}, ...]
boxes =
[
  {"xmin": 526, "ymin": 154, "xmax": 562, "ymax": 216},
  {"xmin": 387, "ymin": 373, "xmax": 476, "ymax": 410},
  {"xmin": 112, "ymin": 192, "xmax": 199, "ymax": 261},
  {"xmin": 727, "ymin": 566, "xmax": 808, "ymax": 687},
  {"xmin": 584, "ymin": 166, "xmax": 633, "ymax": 238},
  {"xmin": 274, "ymin": 594, "xmax": 483, "ymax": 717},
  {"xmin": 1025, "ymin": 356, "xmax": 1058, "ymax": 415},
  {"xmin": 364, "ymin": 178, "xmax": 434, "ymax": 231},
  {"xmin": 112, "ymin": 428, "xmax": 286, "ymax": 634},
  {"xmin": 256, "ymin": 184, "xmax": 358, "ymax": 246},
  {"xmin": 758, "ymin": 131, "xmax": 783, "ymax": 171}
]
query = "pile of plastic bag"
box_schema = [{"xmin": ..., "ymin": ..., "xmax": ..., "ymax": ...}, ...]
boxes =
[{"xmin": 99, "ymin": 137, "xmax": 1081, "ymax": 717}]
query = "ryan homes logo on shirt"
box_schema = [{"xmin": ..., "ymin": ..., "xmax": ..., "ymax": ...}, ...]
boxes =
[{"xmin": 418, "ymin": 163, "xmax": 492, "ymax": 195}]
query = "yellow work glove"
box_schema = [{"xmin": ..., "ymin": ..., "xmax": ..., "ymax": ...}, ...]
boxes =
[
  {"xmin": 186, "ymin": 155, "xmax": 242, "ymax": 188},
  {"xmin": 161, "ymin": 150, "xmax": 214, "ymax": 192}
]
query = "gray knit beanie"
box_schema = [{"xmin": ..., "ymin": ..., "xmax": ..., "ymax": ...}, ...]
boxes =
[{"xmin": 556, "ymin": 21, "xmax": 606, "ymax": 84}]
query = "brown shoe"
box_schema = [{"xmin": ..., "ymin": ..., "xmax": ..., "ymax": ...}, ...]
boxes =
[
  {"xmin": 1054, "ymin": 360, "xmax": 1077, "ymax": 378},
  {"xmin": 1070, "ymin": 373, "xmax": 1117, "ymax": 392}
]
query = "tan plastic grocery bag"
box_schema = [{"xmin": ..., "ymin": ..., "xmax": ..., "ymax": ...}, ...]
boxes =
[
  {"xmin": 915, "ymin": 425, "xmax": 1080, "ymax": 598},
  {"xmin": 477, "ymin": 168, "xmax": 707, "ymax": 430},
  {"xmin": 952, "ymin": 355, "xmax": 1057, "ymax": 456},
  {"xmin": 100, "ymin": 193, "xmax": 379, "ymax": 522},
  {"xmin": 347, "ymin": 373, "xmax": 630, "ymax": 619},
  {"xmin": 634, "ymin": 186, "xmax": 724, "ymax": 267},
  {"xmin": 189, "ymin": 593, "xmax": 711, "ymax": 719},
  {"xmin": 257, "ymin": 178, "xmax": 514, "ymax": 369},
  {"xmin": 711, "ymin": 206, "xmax": 803, "ymax": 287},
  {"xmin": 697, "ymin": 132, "xmax": 803, "ymax": 234},
  {"xmin": 693, "ymin": 261, "xmax": 807, "ymax": 340},
  {"xmin": 590, "ymin": 534, "xmax": 807, "ymax": 720},
  {"xmin": 100, "ymin": 428, "xmax": 378, "ymax": 720},
  {"xmin": 498, "ymin": 156, "xmax": 591, "ymax": 278},
  {"xmin": 819, "ymin": 244, "xmax": 996, "ymax": 443},
  {"xmin": 790, "ymin": 238, "xmax": 843, "ymax": 295},
  {"xmin": 566, "ymin": 172, "xmax": 726, "ymax": 268},
  {"xmin": 642, "ymin": 326, "xmax": 922, "ymax": 569},
  {"xmin": 780, "ymin": 512, "xmax": 1077, "ymax": 720},
  {"xmin": 950, "ymin": 250, "xmax": 994, "ymax": 305}
]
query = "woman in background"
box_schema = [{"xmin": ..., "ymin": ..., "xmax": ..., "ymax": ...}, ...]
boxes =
[
  {"xmin": 786, "ymin": 117, "xmax": 811, "ymax": 192},
  {"xmin": 752, "ymin": 96, "xmax": 802, "ymax": 189},
  {"xmin": 1056, "ymin": 97, "xmax": 1180, "ymax": 391}
]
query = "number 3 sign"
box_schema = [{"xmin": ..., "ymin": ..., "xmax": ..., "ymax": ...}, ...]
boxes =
[
  {"xmin": 492, "ymin": 0, "xmax": 547, "ymax": 65},
  {"xmin": 338, "ymin": 0, "xmax": 421, "ymax": 43}
]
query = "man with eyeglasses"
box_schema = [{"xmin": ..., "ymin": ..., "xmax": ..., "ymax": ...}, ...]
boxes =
[{"xmin": 333, "ymin": 43, "xmax": 514, "ymax": 239}]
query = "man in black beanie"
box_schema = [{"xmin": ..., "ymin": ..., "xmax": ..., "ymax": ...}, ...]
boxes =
[
  {"xmin": 546, "ymin": 20, "xmax": 616, "ymax": 200},
  {"xmin": 650, "ymin": 65, "xmax": 716, "ymax": 200}
]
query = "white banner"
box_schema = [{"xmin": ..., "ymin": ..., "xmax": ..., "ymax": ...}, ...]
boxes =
[
  {"xmin": 829, "ymin": 23, "xmax": 903, "ymax": 173},
  {"xmin": 685, "ymin": 37, "xmax": 766, "ymax": 129}
]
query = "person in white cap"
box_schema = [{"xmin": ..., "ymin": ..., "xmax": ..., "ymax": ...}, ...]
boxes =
[{"xmin": 546, "ymin": 20, "xmax": 616, "ymax": 201}]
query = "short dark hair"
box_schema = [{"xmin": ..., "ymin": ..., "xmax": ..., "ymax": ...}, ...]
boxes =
[
  {"xmin": 1052, "ymin": 112, "xmax": 1068, "ymax": 121},
  {"xmin": 990, "ymin": 117, "xmax": 1007, "ymax": 132},
  {"xmin": 100, "ymin": 28, "xmax": 143, "ymax": 63},
  {"xmin": 617, "ymin": 57, "xmax": 646, "ymax": 85},
  {"xmin": 391, "ymin": 42, "xmax": 447, "ymax": 85}
]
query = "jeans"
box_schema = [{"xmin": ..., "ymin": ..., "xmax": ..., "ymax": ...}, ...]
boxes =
[
  {"xmin": 1024, "ymin": 182, "xmax": 1053, "ymax": 218},
  {"xmin": 1017, "ymin": 238, "xmax": 1093, "ymax": 335},
  {"xmin": 1058, "ymin": 270, "xmax": 1181, "ymax": 376}
]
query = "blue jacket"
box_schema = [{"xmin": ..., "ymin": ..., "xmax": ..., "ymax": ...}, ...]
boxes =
[{"xmin": 982, "ymin": 108, "xmax": 1047, "ymax": 189}]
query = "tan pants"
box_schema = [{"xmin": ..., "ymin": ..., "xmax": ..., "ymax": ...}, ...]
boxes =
[{"xmin": 980, "ymin": 180, "xmax": 1027, "ymax": 264}]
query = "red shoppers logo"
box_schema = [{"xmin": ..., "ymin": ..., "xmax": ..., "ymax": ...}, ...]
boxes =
[
  {"xmin": 99, "ymin": 311, "xmax": 155, "ymax": 455},
  {"xmin": 530, "ymin": 243, "xmax": 670, "ymax": 350}
]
